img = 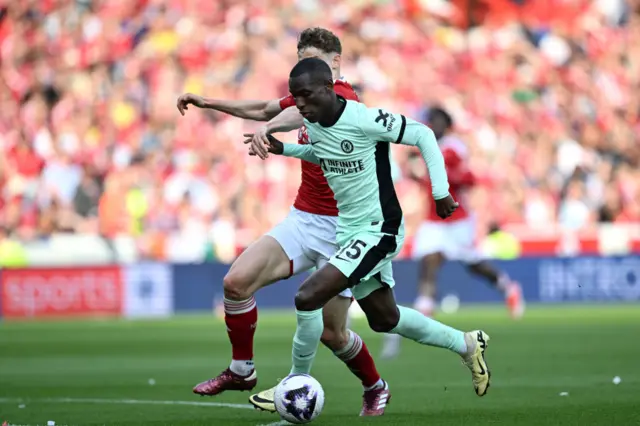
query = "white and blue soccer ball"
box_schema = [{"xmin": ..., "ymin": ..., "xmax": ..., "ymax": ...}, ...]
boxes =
[{"xmin": 274, "ymin": 374, "xmax": 325, "ymax": 424}]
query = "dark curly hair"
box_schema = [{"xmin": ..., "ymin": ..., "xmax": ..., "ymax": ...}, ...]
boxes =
[
  {"xmin": 428, "ymin": 107, "xmax": 453, "ymax": 129},
  {"xmin": 297, "ymin": 27, "xmax": 342, "ymax": 55}
]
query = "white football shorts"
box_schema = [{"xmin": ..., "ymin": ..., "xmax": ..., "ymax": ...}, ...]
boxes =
[
  {"xmin": 411, "ymin": 217, "xmax": 483, "ymax": 264},
  {"xmin": 267, "ymin": 207, "xmax": 352, "ymax": 298}
]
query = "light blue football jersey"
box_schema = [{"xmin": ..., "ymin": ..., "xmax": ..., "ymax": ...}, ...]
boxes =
[{"xmin": 282, "ymin": 99, "xmax": 449, "ymax": 235}]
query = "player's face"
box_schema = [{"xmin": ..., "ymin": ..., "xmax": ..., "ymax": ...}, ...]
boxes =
[
  {"xmin": 289, "ymin": 74, "xmax": 333, "ymax": 123},
  {"xmin": 428, "ymin": 114, "xmax": 448, "ymax": 140},
  {"xmin": 298, "ymin": 47, "xmax": 340, "ymax": 78}
]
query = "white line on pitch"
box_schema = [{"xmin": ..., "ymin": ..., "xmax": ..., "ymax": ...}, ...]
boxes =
[
  {"xmin": 0, "ymin": 397, "xmax": 254, "ymax": 410},
  {"xmin": 0, "ymin": 397, "xmax": 280, "ymax": 426}
]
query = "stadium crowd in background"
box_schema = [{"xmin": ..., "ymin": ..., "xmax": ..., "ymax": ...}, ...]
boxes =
[{"xmin": 0, "ymin": 0, "xmax": 639, "ymax": 263}]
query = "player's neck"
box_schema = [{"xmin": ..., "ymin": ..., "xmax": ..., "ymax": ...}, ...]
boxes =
[{"xmin": 318, "ymin": 95, "xmax": 346, "ymax": 128}]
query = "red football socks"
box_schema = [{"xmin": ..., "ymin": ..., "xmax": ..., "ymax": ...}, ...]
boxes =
[
  {"xmin": 334, "ymin": 330, "xmax": 381, "ymax": 388},
  {"xmin": 224, "ymin": 296, "xmax": 258, "ymax": 366}
]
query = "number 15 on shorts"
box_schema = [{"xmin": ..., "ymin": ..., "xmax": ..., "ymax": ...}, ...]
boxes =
[{"xmin": 335, "ymin": 239, "xmax": 368, "ymax": 262}]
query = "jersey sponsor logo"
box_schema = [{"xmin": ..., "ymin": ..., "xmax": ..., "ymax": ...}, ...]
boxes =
[
  {"xmin": 341, "ymin": 139, "xmax": 354, "ymax": 153},
  {"xmin": 375, "ymin": 109, "xmax": 396, "ymax": 131},
  {"xmin": 320, "ymin": 158, "xmax": 364, "ymax": 175}
]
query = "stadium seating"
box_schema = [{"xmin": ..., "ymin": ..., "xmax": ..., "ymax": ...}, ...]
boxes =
[{"xmin": 1, "ymin": 0, "xmax": 638, "ymax": 264}]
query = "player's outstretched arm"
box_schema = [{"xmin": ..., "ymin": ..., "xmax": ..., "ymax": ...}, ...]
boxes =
[
  {"xmin": 265, "ymin": 106, "xmax": 305, "ymax": 134},
  {"xmin": 176, "ymin": 93, "xmax": 283, "ymax": 121},
  {"xmin": 359, "ymin": 106, "xmax": 458, "ymax": 218},
  {"xmin": 247, "ymin": 135, "xmax": 320, "ymax": 165},
  {"xmin": 245, "ymin": 107, "xmax": 306, "ymax": 158}
]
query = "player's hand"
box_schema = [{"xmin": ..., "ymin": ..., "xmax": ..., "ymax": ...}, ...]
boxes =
[
  {"xmin": 434, "ymin": 194, "xmax": 459, "ymax": 219},
  {"xmin": 176, "ymin": 93, "xmax": 205, "ymax": 116},
  {"xmin": 244, "ymin": 132, "xmax": 268, "ymax": 159},
  {"xmin": 244, "ymin": 132, "xmax": 283, "ymax": 159},
  {"xmin": 243, "ymin": 126, "xmax": 271, "ymax": 159}
]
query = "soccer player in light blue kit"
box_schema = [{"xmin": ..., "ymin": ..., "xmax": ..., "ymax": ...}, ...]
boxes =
[{"xmin": 251, "ymin": 58, "xmax": 491, "ymax": 406}]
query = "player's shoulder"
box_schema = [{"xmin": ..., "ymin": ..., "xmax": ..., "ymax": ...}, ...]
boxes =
[
  {"xmin": 354, "ymin": 103, "xmax": 403, "ymax": 124},
  {"xmin": 344, "ymin": 100, "xmax": 371, "ymax": 124},
  {"xmin": 334, "ymin": 77, "xmax": 359, "ymax": 101},
  {"xmin": 334, "ymin": 76, "xmax": 352, "ymax": 87}
]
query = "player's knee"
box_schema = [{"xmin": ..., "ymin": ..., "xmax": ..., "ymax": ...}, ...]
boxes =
[
  {"xmin": 367, "ymin": 309, "xmax": 400, "ymax": 333},
  {"xmin": 320, "ymin": 325, "xmax": 348, "ymax": 351},
  {"xmin": 223, "ymin": 270, "xmax": 253, "ymax": 300},
  {"xmin": 294, "ymin": 288, "xmax": 319, "ymax": 312}
]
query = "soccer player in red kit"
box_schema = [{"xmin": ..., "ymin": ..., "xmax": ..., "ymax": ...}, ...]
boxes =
[
  {"xmin": 381, "ymin": 107, "xmax": 525, "ymax": 359},
  {"xmin": 176, "ymin": 28, "xmax": 388, "ymax": 416}
]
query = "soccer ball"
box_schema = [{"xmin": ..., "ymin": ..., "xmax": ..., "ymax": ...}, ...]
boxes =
[{"xmin": 274, "ymin": 374, "xmax": 325, "ymax": 424}]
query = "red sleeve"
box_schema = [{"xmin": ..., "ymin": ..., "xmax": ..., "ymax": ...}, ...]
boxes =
[
  {"xmin": 279, "ymin": 95, "xmax": 295, "ymax": 110},
  {"xmin": 442, "ymin": 147, "xmax": 462, "ymax": 168},
  {"xmin": 442, "ymin": 147, "xmax": 475, "ymax": 186},
  {"xmin": 334, "ymin": 81, "xmax": 360, "ymax": 101}
]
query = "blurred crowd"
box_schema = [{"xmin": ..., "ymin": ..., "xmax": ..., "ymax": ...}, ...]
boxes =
[{"xmin": 1, "ymin": 0, "xmax": 639, "ymax": 262}]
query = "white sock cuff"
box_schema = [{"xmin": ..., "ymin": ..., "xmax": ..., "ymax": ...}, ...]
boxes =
[
  {"xmin": 414, "ymin": 295, "xmax": 435, "ymax": 311},
  {"xmin": 334, "ymin": 330, "xmax": 363, "ymax": 361},
  {"xmin": 224, "ymin": 296, "xmax": 256, "ymax": 315},
  {"xmin": 497, "ymin": 273, "xmax": 511, "ymax": 292}
]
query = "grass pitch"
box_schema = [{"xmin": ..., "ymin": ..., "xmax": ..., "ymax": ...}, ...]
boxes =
[{"xmin": 1, "ymin": 305, "xmax": 639, "ymax": 425}]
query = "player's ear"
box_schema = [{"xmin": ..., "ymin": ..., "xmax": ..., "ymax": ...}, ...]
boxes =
[
  {"xmin": 331, "ymin": 54, "xmax": 341, "ymax": 71},
  {"xmin": 325, "ymin": 79, "xmax": 334, "ymax": 91}
]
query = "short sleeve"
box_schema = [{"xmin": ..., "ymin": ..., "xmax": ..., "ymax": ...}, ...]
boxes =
[
  {"xmin": 279, "ymin": 95, "xmax": 296, "ymax": 110},
  {"xmin": 359, "ymin": 106, "xmax": 407, "ymax": 144}
]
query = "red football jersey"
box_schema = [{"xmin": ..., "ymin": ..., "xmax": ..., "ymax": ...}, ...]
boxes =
[
  {"xmin": 424, "ymin": 135, "xmax": 475, "ymax": 222},
  {"xmin": 279, "ymin": 79, "xmax": 359, "ymax": 216}
]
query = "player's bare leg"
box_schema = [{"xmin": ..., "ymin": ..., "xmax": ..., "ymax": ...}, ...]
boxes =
[
  {"xmin": 466, "ymin": 261, "xmax": 525, "ymax": 318},
  {"xmin": 381, "ymin": 252, "xmax": 443, "ymax": 360},
  {"xmin": 193, "ymin": 236, "xmax": 291, "ymax": 396},
  {"xmin": 359, "ymin": 285, "xmax": 491, "ymax": 397},
  {"xmin": 415, "ymin": 252, "xmax": 444, "ymax": 316}
]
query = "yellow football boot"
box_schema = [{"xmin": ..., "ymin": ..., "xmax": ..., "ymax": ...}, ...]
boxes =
[{"xmin": 462, "ymin": 330, "xmax": 491, "ymax": 396}]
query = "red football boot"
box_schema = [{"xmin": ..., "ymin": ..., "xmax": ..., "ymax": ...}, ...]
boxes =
[
  {"xmin": 506, "ymin": 281, "xmax": 525, "ymax": 319},
  {"xmin": 193, "ymin": 368, "xmax": 257, "ymax": 396},
  {"xmin": 360, "ymin": 380, "xmax": 391, "ymax": 416}
]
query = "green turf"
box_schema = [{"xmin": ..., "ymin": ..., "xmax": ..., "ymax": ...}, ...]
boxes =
[{"xmin": 1, "ymin": 305, "xmax": 639, "ymax": 425}]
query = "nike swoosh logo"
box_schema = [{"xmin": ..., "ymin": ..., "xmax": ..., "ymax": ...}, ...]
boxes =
[
  {"xmin": 310, "ymin": 140, "xmax": 321, "ymax": 145},
  {"xmin": 477, "ymin": 357, "xmax": 486, "ymax": 375},
  {"xmin": 299, "ymin": 353, "xmax": 314, "ymax": 358}
]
